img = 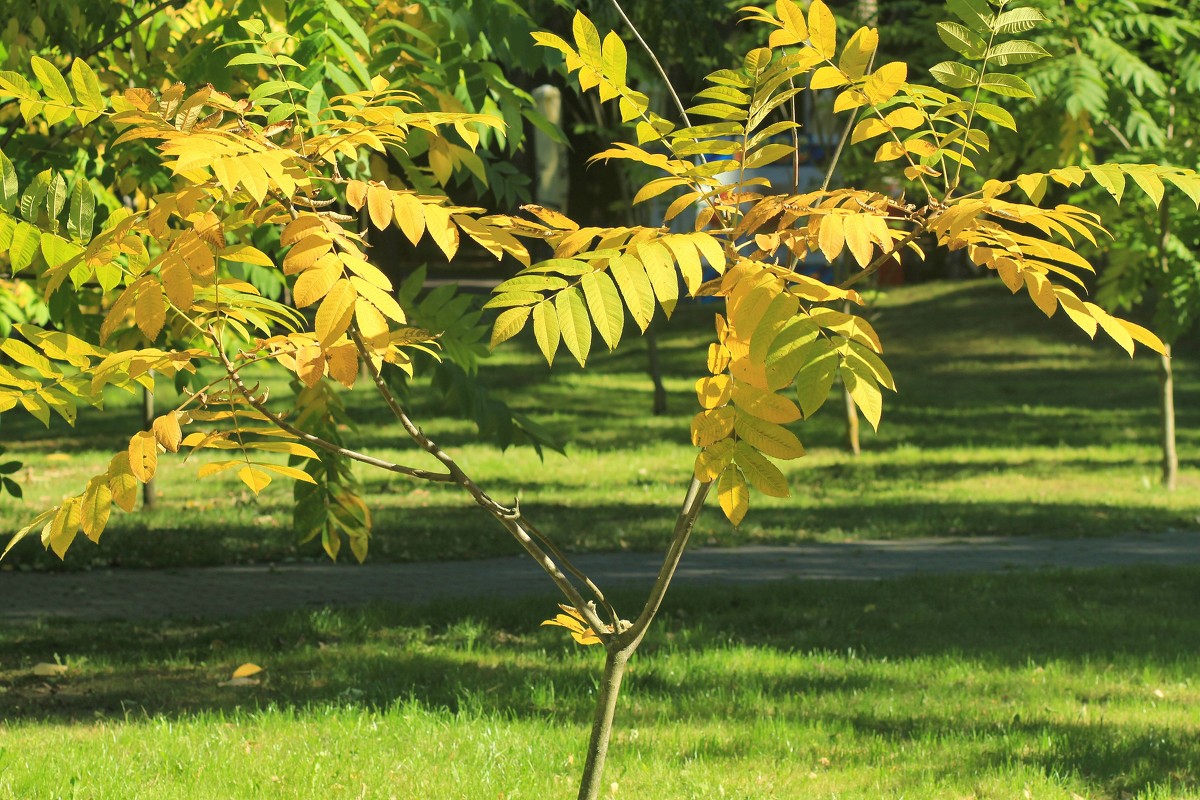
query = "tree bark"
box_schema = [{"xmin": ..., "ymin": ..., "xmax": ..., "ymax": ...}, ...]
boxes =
[
  {"xmin": 1160, "ymin": 344, "xmax": 1178, "ymax": 491},
  {"xmin": 576, "ymin": 650, "xmax": 630, "ymax": 800}
]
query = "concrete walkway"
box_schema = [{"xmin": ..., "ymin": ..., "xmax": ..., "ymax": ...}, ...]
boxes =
[{"xmin": 2, "ymin": 530, "xmax": 1198, "ymax": 624}]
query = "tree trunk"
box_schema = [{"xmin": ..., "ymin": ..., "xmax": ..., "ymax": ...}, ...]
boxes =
[
  {"xmin": 646, "ymin": 324, "xmax": 668, "ymax": 415},
  {"xmin": 1157, "ymin": 191, "xmax": 1178, "ymax": 491},
  {"xmin": 576, "ymin": 649, "xmax": 631, "ymax": 800},
  {"xmin": 1159, "ymin": 344, "xmax": 1178, "ymax": 491}
]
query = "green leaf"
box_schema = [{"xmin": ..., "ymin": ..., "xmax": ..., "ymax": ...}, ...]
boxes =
[
  {"xmin": 945, "ymin": 0, "xmax": 991, "ymax": 34},
  {"xmin": 978, "ymin": 73, "xmax": 1034, "ymax": 98},
  {"xmin": 1089, "ymin": 164, "xmax": 1126, "ymax": 203},
  {"xmin": 19, "ymin": 169, "xmax": 50, "ymax": 222},
  {"xmin": 936, "ymin": 22, "xmax": 986, "ymax": 60},
  {"xmin": 226, "ymin": 53, "xmax": 277, "ymax": 68},
  {"xmin": 45, "ymin": 172, "xmax": 68, "ymax": 225},
  {"xmin": 985, "ymin": 41, "xmax": 1050, "ymax": 66},
  {"xmin": 327, "ymin": 30, "xmax": 371, "ymax": 89},
  {"xmin": 30, "ymin": 55, "xmax": 72, "ymax": 106},
  {"xmin": 490, "ymin": 306, "xmax": 531, "ymax": 349},
  {"xmin": 0, "ymin": 148, "xmax": 17, "ymax": 213},
  {"xmin": 69, "ymin": 59, "xmax": 104, "ymax": 123},
  {"xmin": 992, "ymin": 7, "xmax": 1045, "ymax": 34},
  {"xmin": 580, "ymin": 270, "xmax": 624, "ymax": 350},
  {"xmin": 973, "ymin": 102, "xmax": 1016, "ymax": 130},
  {"xmin": 929, "ymin": 61, "xmax": 979, "ymax": 89},
  {"xmin": 324, "ymin": 0, "xmax": 371, "ymax": 52},
  {"xmin": 556, "ymin": 288, "xmax": 592, "ymax": 367},
  {"xmin": 532, "ymin": 301, "xmax": 560, "ymax": 366}
]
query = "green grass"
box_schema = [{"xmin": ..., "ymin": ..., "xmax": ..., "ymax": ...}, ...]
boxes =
[
  {"xmin": 1, "ymin": 568, "xmax": 1198, "ymax": 798},
  {"xmin": 1, "ymin": 279, "xmax": 1197, "ymax": 570}
]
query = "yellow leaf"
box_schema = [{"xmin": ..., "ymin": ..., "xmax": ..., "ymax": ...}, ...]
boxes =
[
  {"xmin": 107, "ymin": 452, "xmax": 139, "ymax": 512},
  {"xmin": 734, "ymin": 411, "xmax": 806, "ymax": 459},
  {"xmin": 283, "ymin": 236, "xmax": 332, "ymax": 275},
  {"xmin": 258, "ymin": 463, "xmax": 318, "ymax": 484},
  {"xmin": 541, "ymin": 603, "xmax": 605, "ymax": 646},
  {"xmin": 807, "ymin": 0, "xmax": 837, "ymax": 59},
  {"xmin": 294, "ymin": 258, "xmax": 342, "ymax": 308},
  {"xmin": 580, "ymin": 271, "xmax": 624, "ymax": 350},
  {"xmin": 885, "ymin": 106, "xmax": 924, "ymax": 129},
  {"xmin": 80, "ymin": 477, "xmax": 112, "ymax": 543},
  {"xmin": 810, "ymin": 66, "xmax": 848, "ymax": 90},
  {"xmin": 491, "ymin": 306, "xmax": 532, "ymax": 349},
  {"xmin": 731, "ymin": 383, "xmax": 801, "ymax": 423},
  {"xmin": 391, "ymin": 193, "xmax": 424, "ymax": 244},
  {"xmin": 33, "ymin": 662, "xmax": 69, "ymax": 677},
  {"xmin": 295, "ymin": 344, "xmax": 326, "ymax": 387},
  {"xmin": 366, "ymin": 184, "xmax": 392, "ymax": 230},
  {"xmin": 718, "ymin": 465, "xmax": 750, "ymax": 526},
  {"xmin": 346, "ymin": 180, "xmax": 368, "ymax": 210},
  {"xmin": 238, "ymin": 466, "xmax": 272, "ymax": 494},
  {"xmin": 708, "ymin": 342, "xmax": 731, "ymax": 374},
  {"xmin": 556, "ymin": 288, "xmax": 592, "ymax": 367},
  {"xmin": 864, "ymin": 62, "xmax": 907, "ymax": 104},
  {"xmin": 691, "ymin": 406, "xmax": 735, "ymax": 447},
  {"xmin": 423, "ymin": 202, "xmax": 459, "ymax": 260},
  {"xmin": 350, "ymin": 275, "xmax": 405, "ymax": 322},
  {"xmin": 326, "ymin": 343, "xmax": 359, "ymax": 387},
  {"xmin": 842, "ymin": 367, "xmax": 882, "ymax": 431},
  {"xmin": 152, "ymin": 411, "xmax": 183, "ymax": 453},
  {"xmin": 696, "ymin": 375, "xmax": 732, "ymax": 409},
  {"xmin": 232, "ymin": 662, "xmax": 265, "ymax": 679},
  {"xmin": 128, "ymin": 430, "xmax": 158, "ymax": 483},
  {"xmin": 136, "ymin": 282, "xmax": 166, "ymax": 340},
  {"xmin": 354, "ymin": 298, "xmax": 389, "ymax": 342},
  {"xmin": 842, "ymin": 214, "xmax": 874, "ymax": 267},
  {"xmin": 315, "ymin": 279, "xmax": 357, "ymax": 346},
  {"xmin": 1117, "ymin": 318, "xmax": 1165, "ymax": 355},
  {"xmin": 694, "ymin": 438, "xmax": 735, "ymax": 482},
  {"xmin": 733, "ymin": 442, "xmax": 790, "ymax": 497},
  {"xmin": 818, "ymin": 214, "xmax": 845, "ymax": 262},
  {"xmin": 851, "ymin": 117, "xmax": 889, "ymax": 144},
  {"xmin": 776, "ymin": 0, "xmax": 809, "ymax": 40},
  {"xmin": 161, "ymin": 258, "xmax": 194, "ymax": 310},
  {"xmin": 838, "ymin": 27, "xmax": 878, "ymax": 80},
  {"xmin": 281, "ymin": 215, "xmax": 324, "ymax": 247},
  {"xmin": 47, "ymin": 496, "xmax": 83, "ymax": 559}
]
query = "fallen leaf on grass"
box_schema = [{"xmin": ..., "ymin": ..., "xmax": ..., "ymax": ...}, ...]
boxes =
[
  {"xmin": 32, "ymin": 663, "xmax": 68, "ymax": 677},
  {"xmin": 232, "ymin": 662, "xmax": 265, "ymax": 679},
  {"xmin": 219, "ymin": 662, "xmax": 266, "ymax": 687}
]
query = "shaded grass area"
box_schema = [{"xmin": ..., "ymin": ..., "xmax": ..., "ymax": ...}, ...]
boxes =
[
  {"xmin": 1, "ymin": 568, "xmax": 1198, "ymax": 798},
  {"xmin": 1, "ymin": 279, "xmax": 1197, "ymax": 570}
]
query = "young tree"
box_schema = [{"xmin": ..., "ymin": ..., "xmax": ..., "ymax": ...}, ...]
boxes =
[
  {"xmin": 0, "ymin": 1, "xmax": 1191, "ymax": 797},
  {"xmin": 992, "ymin": 0, "xmax": 1200, "ymax": 489}
]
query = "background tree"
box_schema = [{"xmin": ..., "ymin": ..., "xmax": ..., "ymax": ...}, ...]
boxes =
[{"xmin": 994, "ymin": 0, "xmax": 1200, "ymax": 490}]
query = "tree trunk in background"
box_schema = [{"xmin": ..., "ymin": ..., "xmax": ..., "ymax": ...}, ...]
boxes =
[
  {"xmin": 837, "ymin": 258, "xmax": 860, "ymax": 455},
  {"xmin": 1157, "ymin": 195, "xmax": 1177, "ymax": 491},
  {"xmin": 1159, "ymin": 345, "xmax": 1178, "ymax": 491},
  {"xmin": 646, "ymin": 324, "xmax": 668, "ymax": 415}
]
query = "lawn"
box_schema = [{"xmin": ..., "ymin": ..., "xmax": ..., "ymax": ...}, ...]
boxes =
[
  {"xmin": 1, "ymin": 568, "xmax": 1197, "ymax": 799},
  {"xmin": 1, "ymin": 279, "xmax": 1197, "ymax": 570}
]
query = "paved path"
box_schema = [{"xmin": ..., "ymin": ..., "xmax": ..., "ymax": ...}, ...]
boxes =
[{"xmin": 2, "ymin": 530, "xmax": 1198, "ymax": 624}]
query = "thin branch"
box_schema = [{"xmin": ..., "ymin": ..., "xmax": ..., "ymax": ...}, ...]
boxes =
[
  {"xmin": 621, "ymin": 477, "xmax": 712, "ymax": 647},
  {"xmin": 820, "ymin": 51, "xmax": 877, "ymax": 194},
  {"xmin": 215, "ymin": 343, "xmax": 456, "ymax": 483},
  {"xmin": 838, "ymin": 221, "xmax": 928, "ymax": 290},
  {"xmin": 348, "ymin": 327, "xmax": 614, "ymax": 638},
  {"xmin": 607, "ymin": 0, "xmax": 693, "ymax": 129}
]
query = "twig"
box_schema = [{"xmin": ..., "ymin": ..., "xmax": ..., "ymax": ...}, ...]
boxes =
[
  {"xmin": 348, "ymin": 327, "xmax": 614, "ymax": 638},
  {"xmin": 607, "ymin": 0, "xmax": 693, "ymax": 129},
  {"xmin": 214, "ymin": 342, "xmax": 455, "ymax": 483}
]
